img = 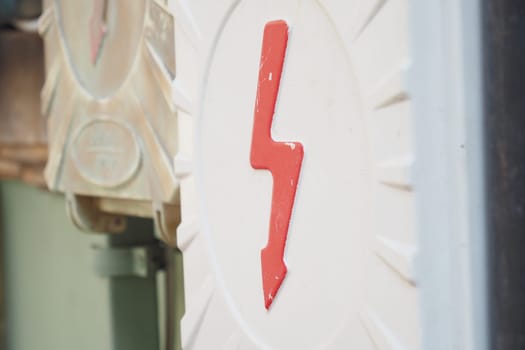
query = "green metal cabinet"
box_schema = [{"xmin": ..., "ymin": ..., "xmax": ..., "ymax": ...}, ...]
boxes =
[
  {"xmin": 1, "ymin": 181, "xmax": 112, "ymax": 349},
  {"xmin": 0, "ymin": 181, "xmax": 183, "ymax": 350}
]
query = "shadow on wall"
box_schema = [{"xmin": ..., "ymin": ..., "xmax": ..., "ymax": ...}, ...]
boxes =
[{"xmin": 0, "ymin": 30, "xmax": 47, "ymax": 187}]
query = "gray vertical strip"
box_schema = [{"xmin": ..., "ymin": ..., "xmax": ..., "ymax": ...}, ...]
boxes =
[
  {"xmin": 167, "ymin": 248, "xmax": 184, "ymax": 350},
  {"xmin": 412, "ymin": 1, "xmax": 488, "ymax": 349},
  {"xmin": 0, "ymin": 184, "xmax": 5, "ymax": 350},
  {"xmin": 459, "ymin": 0, "xmax": 489, "ymax": 349},
  {"xmin": 109, "ymin": 218, "xmax": 160, "ymax": 350}
]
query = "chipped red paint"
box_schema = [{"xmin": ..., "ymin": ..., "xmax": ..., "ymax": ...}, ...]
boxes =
[
  {"xmin": 89, "ymin": 0, "xmax": 107, "ymax": 64},
  {"xmin": 250, "ymin": 20, "xmax": 304, "ymax": 310}
]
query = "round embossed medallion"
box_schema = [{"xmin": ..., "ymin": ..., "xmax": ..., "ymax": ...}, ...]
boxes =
[{"xmin": 72, "ymin": 118, "xmax": 141, "ymax": 187}]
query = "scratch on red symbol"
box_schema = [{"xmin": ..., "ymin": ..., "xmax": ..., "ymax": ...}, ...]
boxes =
[
  {"xmin": 250, "ymin": 20, "xmax": 304, "ymax": 310},
  {"xmin": 89, "ymin": 0, "xmax": 107, "ymax": 65}
]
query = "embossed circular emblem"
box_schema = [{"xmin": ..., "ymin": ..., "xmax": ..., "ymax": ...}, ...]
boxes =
[{"xmin": 72, "ymin": 119, "xmax": 141, "ymax": 187}]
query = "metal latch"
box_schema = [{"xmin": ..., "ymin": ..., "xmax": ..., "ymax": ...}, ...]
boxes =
[{"xmin": 92, "ymin": 243, "xmax": 165, "ymax": 278}]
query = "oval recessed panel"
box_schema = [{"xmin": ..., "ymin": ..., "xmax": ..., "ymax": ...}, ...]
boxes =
[
  {"xmin": 55, "ymin": 0, "xmax": 146, "ymax": 98},
  {"xmin": 72, "ymin": 119, "xmax": 141, "ymax": 187},
  {"xmin": 196, "ymin": 1, "xmax": 371, "ymax": 348}
]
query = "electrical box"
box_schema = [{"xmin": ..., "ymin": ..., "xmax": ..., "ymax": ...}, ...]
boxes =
[
  {"xmin": 175, "ymin": 0, "xmax": 423, "ymax": 348},
  {"xmin": 36, "ymin": 1, "xmax": 488, "ymax": 349},
  {"xmin": 39, "ymin": 0, "xmax": 187, "ymax": 244}
]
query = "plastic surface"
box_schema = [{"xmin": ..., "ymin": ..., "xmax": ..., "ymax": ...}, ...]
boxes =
[
  {"xmin": 174, "ymin": 0, "xmax": 489, "ymax": 349},
  {"xmin": 39, "ymin": 0, "xmax": 183, "ymax": 243},
  {"xmin": 176, "ymin": 0, "xmax": 421, "ymax": 348}
]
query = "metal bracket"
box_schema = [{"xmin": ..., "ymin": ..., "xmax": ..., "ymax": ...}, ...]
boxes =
[{"xmin": 92, "ymin": 242, "xmax": 165, "ymax": 278}]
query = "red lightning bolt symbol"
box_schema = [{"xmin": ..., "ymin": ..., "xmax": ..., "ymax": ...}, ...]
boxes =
[
  {"xmin": 250, "ymin": 20, "xmax": 304, "ymax": 310},
  {"xmin": 89, "ymin": 0, "xmax": 108, "ymax": 65}
]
